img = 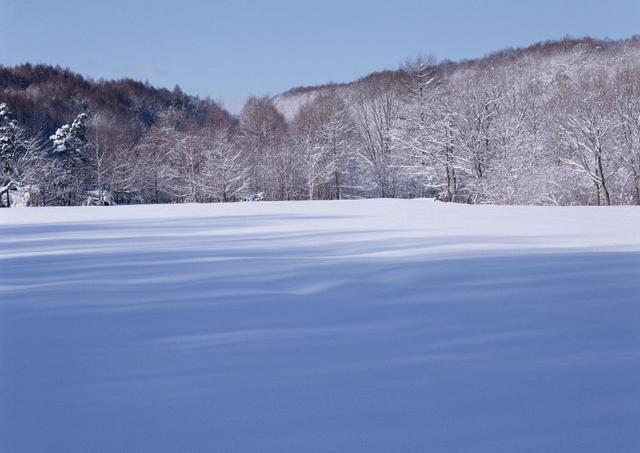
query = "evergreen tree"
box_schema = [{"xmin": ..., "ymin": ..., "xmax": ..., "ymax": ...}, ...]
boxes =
[
  {"xmin": 1, "ymin": 103, "xmax": 23, "ymax": 206},
  {"xmin": 49, "ymin": 113, "xmax": 89, "ymax": 204}
]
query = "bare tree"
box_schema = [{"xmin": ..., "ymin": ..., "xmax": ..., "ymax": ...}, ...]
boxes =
[
  {"xmin": 455, "ymin": 76, "xmax": 502, "ymax": 203},
  {"xmin": 239, "ymin": 97, "xmax": 288, "ymax": 199},
  {"xmin": 314, "ymin": 94, "xmax": 354, "ymax": 199},
  {"xmin": 351, "ymin": 84, "xmax": 402, "ymax": 198},
  {"xmin": 613, "ymin": 65, "xmax": 640, "ymax": 204},
  {"xmin": 200, "ymin": 128, "xmax": 248, "ymax": 202},
  {"xmin": 134, "ymin": 117, "xmax": 177, "ymax": 204},
  {"xmin": 559, "ymin": 73, "xmax": 618, "ymax": 206}
]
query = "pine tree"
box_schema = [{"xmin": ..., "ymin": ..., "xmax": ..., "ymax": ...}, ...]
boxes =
[
  {"xmin": 1, "ymin": 103, "xmax": 23, "ymax": 206},
  {"xmin": 49, "ymin": 113, "xmax": 89, "ymax": 204}
]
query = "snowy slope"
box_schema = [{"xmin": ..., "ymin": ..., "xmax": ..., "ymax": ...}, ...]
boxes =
[
  {"xmin": 1, "ymin": 199, "xmax": 639, "ymax": 453},
  {"xmin": 272, "ymin": 89, "xmax": 321, "ymax": 121}
]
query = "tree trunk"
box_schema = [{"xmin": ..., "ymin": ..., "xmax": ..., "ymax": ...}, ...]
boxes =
[
  {"xmin": 596, "ymin": 152, "xmax": 611, "ymax": 205},
  {"xmin": 333, "ymin": 146, "xmax": 340, "ymax": 200}
]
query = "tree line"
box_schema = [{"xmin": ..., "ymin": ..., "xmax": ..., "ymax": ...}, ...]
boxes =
[{"xmin": 2, "ymin": 37, "xmax": 640, "ymax": 207}]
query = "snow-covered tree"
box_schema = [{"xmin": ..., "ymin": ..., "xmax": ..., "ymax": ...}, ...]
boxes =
[
  {"xmin": 202, "ymin": 130, "xmax": 248, "ymax": 202},
  {"xmin": 49, "ymin": 113, "xmax": 90, "ymax": 205},
  {"xmin": 351, "ymin": 86, "xmax": 402, "ymax": 198},
  {"xmin": 613, "ymin": 65, "xmax": 640, "ymax": 205},
  {"xmin": 0, "ymin": 104, "xmax": 49, "ymax": 207},
  {"xmin": 50, "ymin": 113, "xmax": 88, "ymax": 156},
  {"xmin": 558, "ymin": 74, "xmax": 618, "ymax": 206},
  {"xmin": 291, "ymin": 101, "xmax": 335, "ymax": 200},
  {"xmin": 134, "ymin": 113, "xmax": 180, "ymax": 204},
  {"xmin": 314, "ymin": 93, "xmax": 355, "ymax": 200},
  {"xmin": 84, "ymin": 113, "xmax": 140, "ymax": 205},
  {"xmin": 239, "ymin": 97, "xmax": 289, "ymax": 199},
  {"xmin": 455, "ymin": 77, "xmax": 502, "ymax": 203},
  {"xmin": 0, "ymin": 103, "xmax": 21, "ymax": 205}
]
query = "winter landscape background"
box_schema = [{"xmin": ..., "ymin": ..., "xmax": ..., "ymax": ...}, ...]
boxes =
[
  {"xmin": 2, "ymin": 1, "xmax": 640, "ymax": 451},
  {"xmin": 3, "ymin": 37, "xmax": 640, "ymax": 207}
]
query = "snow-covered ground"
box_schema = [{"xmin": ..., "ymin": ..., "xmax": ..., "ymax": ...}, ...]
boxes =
[{"xmin": 1, "ymin": 199, "xmax": 639, "ymax": 453}]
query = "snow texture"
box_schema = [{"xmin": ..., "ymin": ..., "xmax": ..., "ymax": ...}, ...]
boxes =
[{"xmin": 1, "ymin": 199, "xmax": 639, "ymax": 452}]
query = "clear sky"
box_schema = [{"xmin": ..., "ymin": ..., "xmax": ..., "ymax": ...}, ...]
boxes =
[{"xmin": 2, "ymin": 0, "xmax": 638, "ymax": 112}]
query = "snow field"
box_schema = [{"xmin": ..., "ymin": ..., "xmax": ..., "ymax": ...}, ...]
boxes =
[{"xmin": 1, "ymin": 199, "xmax": 639, "ymax": 452}]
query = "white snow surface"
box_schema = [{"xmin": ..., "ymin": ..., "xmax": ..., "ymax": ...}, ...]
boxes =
[
  {"xmin": 1, "ymin": 199, "xmax": 639, "ymax": 452},
  {"xmin": 272, "ymin": 90, "xmax": 320, "ymax": 121}
]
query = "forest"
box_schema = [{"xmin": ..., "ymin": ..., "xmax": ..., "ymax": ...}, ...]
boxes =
[{"xmin": 2, "ymin": 36, "xmax": 640, "ymax": 207}]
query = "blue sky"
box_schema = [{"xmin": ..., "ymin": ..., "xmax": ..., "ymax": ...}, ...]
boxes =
[{"xmin": 2, "ymin": 0, "xmax": 638, "ymax": 112}]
